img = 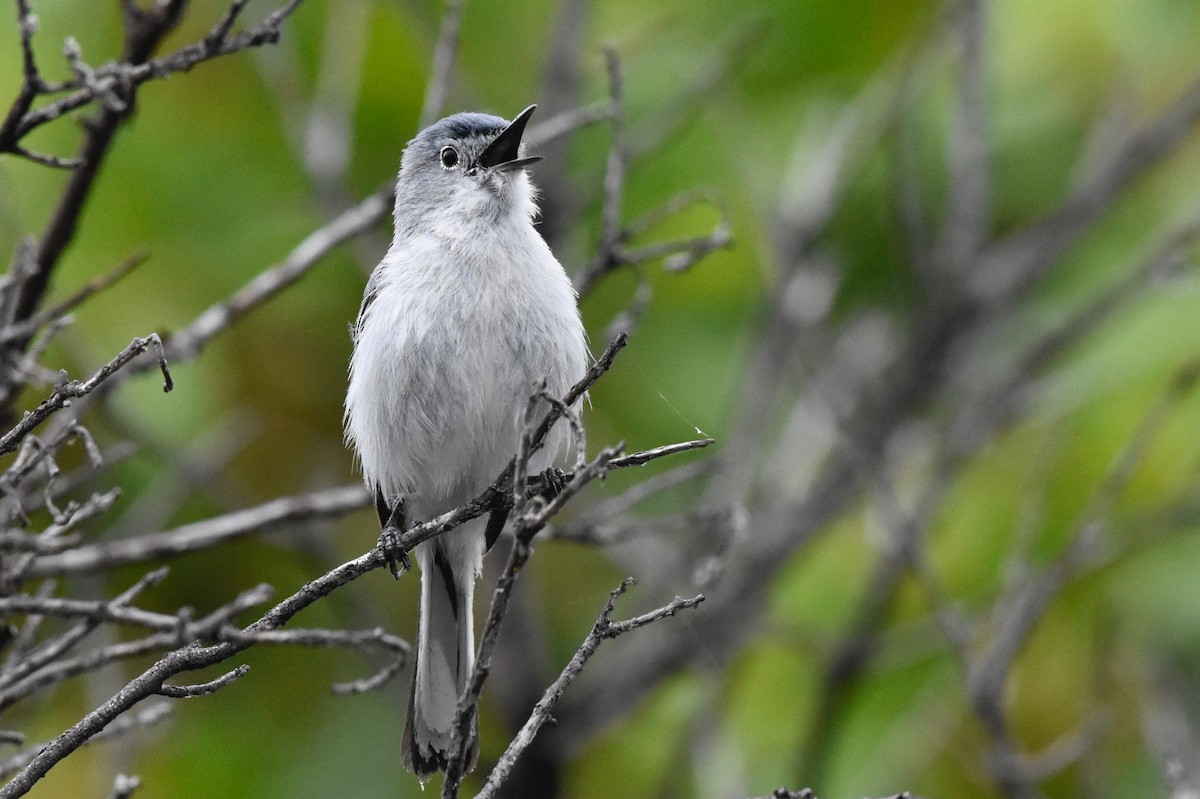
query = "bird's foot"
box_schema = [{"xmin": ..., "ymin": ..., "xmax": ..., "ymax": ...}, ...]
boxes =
[
  {"xmin": 539, "ymin": 467, "xmax": 570, "ymax": 500},
  {"xmin": 378, "ymin": 525, "xmax": 412, "ymax": 580}
]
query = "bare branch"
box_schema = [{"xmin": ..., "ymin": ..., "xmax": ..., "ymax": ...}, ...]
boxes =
[
  {"xmin": 524, "ymin": 101, "xmax": 616, "ymax": 149},
  {"xmin": 157, "ymin": 664, "xmax": 250, "ymax": 699},
  {"xmin": 0, "ymin": 399, "xmax": 703, "ymax": 797},
  {"xmin": 622, "ymin": 225, "xmax": 733, "ymax": 272},
  {"xmin": 535, "ymin": 386, "xmax": 588, "ymax": 471},
  {"xmin": 475, "ymin": 581, "xmax": 704, "ymax": 799},
  {"xmin": 0, "ymin": 334, "xmax": 172, "ymax": 458},
  {"xmin": 971, "ymin": 69, "xmax": 1200, "ymax": 305},
  {"xmin": 946, "ymin": 212, "xmax": 1200, "ymax": 460},
  {"xmin": 418, "ymin": 0, "xmax": 466, "ymax": 129},
  {"xmin": 0, "ymin": 580, "xmax": 54, "ymax": 681},
  {"xmin": 167, "ymin": 188, "xmax": 390, "ymax": 360},
  {"xmin": 222, "ymin": 625, "xmax": 410, "ymax": 695},
  {"xmin": 205, "ymin": 0, "xmax": 254, "ymax": 52},
  {"xmin": 0, "ymin": 595, "xmax": 182, "ymax": 633},
  {"xmin": 938, "ymin": 0, "xmax": 990, "ymax": 271},
  {"xmin": 25, "ymin": 484, "xmax": 370, "ymax": 577},
  {"xmin": 601, "ymin": 590, "xmax": 706, "ymax": 637},
  {"xmin": 7, "ymin": 1, "xmax": 308, "ymax": 142},
  {"xmin": 7, "ymin": 145, "xmax": 81, "ymax": 170},
  {"xmin": 0, "ymin": 1, "xmax": 189, "ymax": 397},
  {"xmin": 573, "ymin": 45, "xmax": 628, "ymax": 297},
  {"xmin": 442, "ymin": 444, "xmax": 624, "ymax": 797},
  {"xmin": 0, "ymin": 1, "xmax": 51, "ymax": 155},
  {"xmin": 0, "ymin": 251, "xmax": 147, "ymax": 345},
  {"xmin": 919, "ymin": 362, "xmax": 1200, "ymax": 797},
  {"xmin": 0, "ymin": 704, "xmax": 169, "ymax": 781},
  {"xmin": 606, "ymin": 437, "xmax": 715, "ymax": 469}
]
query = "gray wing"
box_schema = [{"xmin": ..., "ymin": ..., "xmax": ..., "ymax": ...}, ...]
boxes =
[{"xmin": 350, "ymin": 267, "xmax": 385, "ymax": 341}]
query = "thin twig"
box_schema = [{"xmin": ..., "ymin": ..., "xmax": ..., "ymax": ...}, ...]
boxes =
[
  {"xmin": 157, "ymin": 665, "xmax": 250, "ymax": 698},
  {"xmin": 938, "ymin": 0, "xmax": 990, "ymax": 272},
  {"xmin": 441, "ymin": 444, "xmax": 624, "ymax": 797},
  {"xmin": 0, "ymin": 252, "xmax": 147, "ymax": 345},
  {"xmin": 222, "ymin": 625, "xmax": 410, "ymax": 695},
  {"xmin": 0, "ymin": 0, "xmax": 188, "ymax": 403},
  {"xmin": 573, "ymin": 46, "xmax": 627, "ymax": 297},
  {"xmin": 524, "ymin": 100, "xmax": 616, "ymax": 148},
  {"xmin": 8, "ymin": 1, "xmax": 308, "ymax": 141},
  {"xmin": 475, "ymin": 581, "xmax": 704, "ymax": 799},
  {"xmin": 0, "ymin": 704, "xmax": 170, "ymax": 781},
  {"xmin": 0, "ymin": 422, "xmax": 704, "ymax": 797},
  {"xmin": 0, "ymin": 569, "xmax": 174, "ymax": 697},
  {"xmin": 167, "ymin": 188, "xmax": 390, "ymax": 360},
  {"xmin": 418, "ymin": 0, "xmax": 465, "ymax": 129},
  {"xmin": 972, "ymin": 69, "xmax": 1200, "ymax": 305},
  {"xmin": 25, "ymin": 484, "xmax": 370, "ymax": 577},
  {"xmin": 0, "ymin": 335, "xmax": 172, "ymax": 458}
]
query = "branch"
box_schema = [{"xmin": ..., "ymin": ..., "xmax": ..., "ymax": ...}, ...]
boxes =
[
  {"xmin": 524, "ymin": 100, "xmax": 617, "ymax": 149},
  {"xmin": 565, "ymin": 46, "xmax": 733, "ymax": 300},
  {"xmin": 442, "ymin": 443, "xmax": 624, "ymax": 797},
  {"xmin": 971, "ymin": 68, "xmax": 1200, "ymax": 305},
  {"xmin": 475, "ymin": 580, "xmax": 704, "ymax": 799},
  {"xmin": 6, "ymin": 1, "xmax": 308, "ymax": 143},
  {"xmin": 945, "ymin": 211, "xmax": 1200, "ymax": 460},
  {"xmin": 156, "ymin": 665, "xmax": 250, "ymax": 698},
  {"xmin": 222, "ymin": 625, "xmax": 410, "ymax": 695},
  {"xmin": 24, "ymin": 484, "xmax": 369, "ymax": 577},
  {"xmin": 166, "ymin": 188, "xmax": 390, "ymax": 360},
  {"xmin": 968, "ymin": 362, "xmax": 1199, "ymax": 711},
  {"xmin": 0, "ymin": 595, "xmax": 183, "ymax": 633},
  {"xmin": 3, "ymin": 0, "xmax": 188, "ymax": 355},
  {"xmin": 938, "ymin": 0, "xmax": 990, "ymax": 271},
  {"xmin": 605, "ymin": 437, "xmax": 714, "ymax": 469},
  {"xmin": 0, "ymin": 583, "xmax": 272, "ymax": 714},
  {"xmin": 0, "ymin": 251, "xmax": 147, "ymax": 345},
  {"xmin": 0, "ymin": 703, "xmax": 170, "ymax": 781},
  {"xmin": 418, "ymin": 0, "xmax": 466, "ymax": 129},
  {"xmin": 917, "ymin": 363, "xmax": 1200, "ymax": 797},
  {"xmin": 0, "ymin": 1, "xmax": 60, "ymax": 156},
  {"xmin": 0, "ymin": 334, "xmax": 172, "ymax": 458},
  {"xmin": 573, "ymin": 45, "xmax": 628, "ymax": 297},
  {"xmin": 0, "ymin": 419, "xmax": 707, "ymax": 797}
]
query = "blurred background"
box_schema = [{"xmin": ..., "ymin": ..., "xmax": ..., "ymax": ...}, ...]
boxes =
[{"xmin": 2, "ymin": 0, "xmax": 1200, "ymax": 797}]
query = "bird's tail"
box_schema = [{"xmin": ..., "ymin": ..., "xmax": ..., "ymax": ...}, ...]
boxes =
[{"xmin": 402, "ymin": 543, "xmax": 478, "ymax": 779}]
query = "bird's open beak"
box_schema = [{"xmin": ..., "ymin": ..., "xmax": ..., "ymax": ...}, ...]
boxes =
[{"xmin": 477, "ymin": 104, "xmax": 542, "ymax": 172}]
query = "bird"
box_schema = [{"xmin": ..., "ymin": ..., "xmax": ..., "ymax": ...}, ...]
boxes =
[{"xmin": 344, "ymin": 104, "xmax": 588, "ymax": 779}]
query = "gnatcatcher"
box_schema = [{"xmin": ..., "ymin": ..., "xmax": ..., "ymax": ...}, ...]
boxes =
[{"xmin": 344, "ymin": 104, "xmax": 588, "ymax": 778}]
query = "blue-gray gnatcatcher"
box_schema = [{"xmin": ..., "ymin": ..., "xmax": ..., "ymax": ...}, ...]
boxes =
[{"xmin": 344, "ymin": 105, "xmax": 588, "ymax": 778}]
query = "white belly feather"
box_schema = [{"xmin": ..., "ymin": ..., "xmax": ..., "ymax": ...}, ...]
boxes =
[{"xmin": 345, "ymin": 225, "xmax": 587, "ymax": 521}]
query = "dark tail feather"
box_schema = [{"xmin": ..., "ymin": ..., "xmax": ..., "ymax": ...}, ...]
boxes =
[{"xmin": 402, "ymin": 545, "xmax": 477, "ymax": 778}]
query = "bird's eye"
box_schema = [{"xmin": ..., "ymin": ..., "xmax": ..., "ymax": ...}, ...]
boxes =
[{"xmin": 439, "ymin": 146, "xmax": 460, "ymax": 170}]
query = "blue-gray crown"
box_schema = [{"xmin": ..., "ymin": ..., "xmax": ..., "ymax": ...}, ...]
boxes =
[
  {"xmin": 408, "ymin": 105, "xmax": 541, "ymax": 174},
  {"xmin": 418, "ymin": 113, "xmax": 508, "ymax": 144}
]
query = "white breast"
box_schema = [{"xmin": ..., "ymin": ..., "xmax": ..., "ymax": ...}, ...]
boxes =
[{"xmin": 345, "ymin": 218, "xmax": 587, "ymax": 517}]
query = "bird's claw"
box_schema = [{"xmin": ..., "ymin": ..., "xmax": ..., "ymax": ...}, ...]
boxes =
[
  {"xmin": 378, "ymin": 526, "xmax": 412, "ymax": 580},
  {"xmin": 539, "ymin": 467, "xmax": 569, "ymax": 499}
]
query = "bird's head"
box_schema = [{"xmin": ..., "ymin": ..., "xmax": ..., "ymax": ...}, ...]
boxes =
[{"xmin": 393, "ymin": 104, "xmax": 542, "ymax": 237}]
